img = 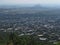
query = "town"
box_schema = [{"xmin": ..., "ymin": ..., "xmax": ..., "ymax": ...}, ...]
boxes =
[{"xmin": 0, "ymin": 9, "xmax": 60, "ymax": 45}]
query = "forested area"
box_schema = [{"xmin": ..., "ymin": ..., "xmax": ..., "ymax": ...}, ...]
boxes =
[{"xmin": 0, "ymin": 32, "xmax": 60, "ymax": 45}]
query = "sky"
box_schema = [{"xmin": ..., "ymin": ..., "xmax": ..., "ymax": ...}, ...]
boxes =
[{"xmin": 0, "ymin": 0, "xmax": 60, "ymax": 5}]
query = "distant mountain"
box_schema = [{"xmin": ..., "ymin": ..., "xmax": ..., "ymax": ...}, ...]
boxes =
[
  {"xmin": 0, "ymin": 4, "xmax": 47, "ymax": 9},
  {"xmin": 33, "ymin": 4, "xmax": 42, "ymax": 8},
  {"xmin": 0, "ymin": 4, "xmax": 60, "ymax": 10}
]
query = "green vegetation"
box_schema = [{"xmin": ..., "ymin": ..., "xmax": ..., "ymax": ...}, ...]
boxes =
[
  {"xmin": 55, "ymin": 41, "xmax": 60, "ymax": 45},
  {"xmin": 0, "ymin": 32, "xmax": 60, "ymax": 45}
]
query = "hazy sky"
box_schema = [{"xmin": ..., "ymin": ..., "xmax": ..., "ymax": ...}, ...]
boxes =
[{"xmin": 0, "ymin": 0, "xmax": 60, "ymax": 5}]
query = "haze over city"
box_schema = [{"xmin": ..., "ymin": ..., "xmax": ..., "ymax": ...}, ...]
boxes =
[{"xmin": 0, "ymin": 0, "xmax": 60, "ymax": 6}]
